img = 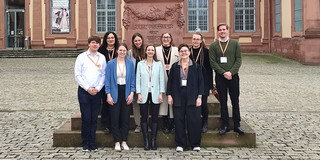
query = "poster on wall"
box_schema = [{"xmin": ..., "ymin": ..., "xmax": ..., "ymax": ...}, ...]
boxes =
[{"xmin": 51, "ymin": 0, "xmax": 70, "ymax": 34}]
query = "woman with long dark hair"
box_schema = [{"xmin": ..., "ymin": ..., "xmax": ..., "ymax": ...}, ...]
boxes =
[
  {"xmin": 98, "ymin": 32, "xmax": 119, "ymax": 134},
  {"xmin": 126, "ymin": 33, "xmax": 145, "ymax": 133}
]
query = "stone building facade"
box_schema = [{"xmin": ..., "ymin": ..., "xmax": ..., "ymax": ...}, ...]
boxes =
[{"xmin": 0, "ymin": 0, "xmax": 319, "ymax": 65}]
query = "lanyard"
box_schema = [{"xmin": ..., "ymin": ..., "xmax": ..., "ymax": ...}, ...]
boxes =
[
  {"xmin": 218, "ymin": 39, "xmax": 230, "ymax": 56},
  {"xmin": 87, "ymin": 54, "xmax": 101, "ymax": 68},
  {"xmin": 181, "ymin": 60, "xmax": 189, "ymax": 79},
  {"xmin": 117, "ymin": 58, "xmax": 125, "ymax": 77},
  {"xmin": 191, "ymin": 47, "xmax": 202, "ymax": 63},
  {"xmin": 162, "ymin": 46, "xmax": 172, "ymax": 64},
  {"xmin": 108, "ymin": 49, "xmax": 114, "ymax": 60}
]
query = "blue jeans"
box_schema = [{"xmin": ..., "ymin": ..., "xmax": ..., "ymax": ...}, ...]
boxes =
[{"xmin": 78, "ymin": 87, "xmax": 101, "ymax": 145}]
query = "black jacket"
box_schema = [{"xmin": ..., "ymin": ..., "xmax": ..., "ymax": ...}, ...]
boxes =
[
  {"xmin": 190, "ymin": 47, "xmax": 213, "ymax": 96},
  {"xmin": 167, "ymin": 61, "xmax": 205, "ymax": 106}
]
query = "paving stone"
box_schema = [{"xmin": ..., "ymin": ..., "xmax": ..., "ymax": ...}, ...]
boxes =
[{"xmin": 0, "ymin": 55, "xmax": 320, "ymax": 159}]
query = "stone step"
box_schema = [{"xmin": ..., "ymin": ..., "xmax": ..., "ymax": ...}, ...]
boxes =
[
  {"xmin": 0, "ymin": 48, "xmax": 84, "ymax": 58},
  {"xmin": 70, "ymin": 102, "xmax": 221, "ymax": 130},
  {"xmin": 71, "ymin": 113, "xmax": 234, "ymax": 131},
  {"xmin": 53, "ymin": 120, "xmax": 256, "ymax": 147}
]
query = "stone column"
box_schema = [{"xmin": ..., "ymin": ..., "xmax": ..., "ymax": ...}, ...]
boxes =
[
  {"xmin": 301, "ymin": 0, "xmax": 320, "ymax": 65},
  {"xmin": 31, "ymin": 0, "xmax": 44, "ymax": 48},
  {"xmin": 123, "ymin": 0, "xmax": 185, "ymax": 48},
  {"xmin": 76, "ymin": 0, "xmax": 89, "ymax": 49}
]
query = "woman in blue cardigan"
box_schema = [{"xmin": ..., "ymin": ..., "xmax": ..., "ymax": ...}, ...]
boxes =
[
  {"xmin": 136, "ymin": 44, "xmax": 165, "ymax": 150},
  {"xmin": 105, "ymin": 43, "xmax": 135, "ymax": 151}
]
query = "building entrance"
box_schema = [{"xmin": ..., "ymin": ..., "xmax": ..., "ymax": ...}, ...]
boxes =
[{"xmin": 5, "ymin": 0, "xmax": 25, "ymax": 49}]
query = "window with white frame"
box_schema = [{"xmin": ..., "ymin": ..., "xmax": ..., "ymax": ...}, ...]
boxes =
[
  {"xmin": 234, "ymin": 0, "xmax": 255, "ymax": 32},
  {"xmin": 96, "ymin": 0, "xmax": 116, "ymax": 33},
  {"xmin": 187, "ymin": 0, "xmax": 208, "ymax": 32},
  {"xmin": 275, "ymin": 0, "xmax": 281, "ymax": 32},
  {"xmin": 294, "ymin": 0, "xmax": 302, "ymax": 32}
]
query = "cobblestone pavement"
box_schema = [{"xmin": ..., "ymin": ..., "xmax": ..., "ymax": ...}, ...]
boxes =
[{"xmin": 0, "ymin": 54, "xmax": 319, "ymax": 159}]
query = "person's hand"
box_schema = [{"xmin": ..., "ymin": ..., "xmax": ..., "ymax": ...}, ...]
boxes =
[
  {"xmin": 87, "ymin": 87, "xmax": 98, "ymax": 95},
  {"xmin": 158, "ymin": 93, "xmax": 163, "ymax": 103},
  {"xmin": 167, "ymin": 95, "xmax": 173, "ymax": 106},
  {"xmin": 224, "ymin": 71, "xmax": 232, "ymax": 80},
  {"xmin": 196, "ymin": 98, "xmax": 202, "ymax": 107},
  {"xmin": 137, "ymin": 94, "xmax": 143, "ymax": 102},
  {"xmin": 107, "ymin": 94, "xmax": 114, "ymax": 106},
  {"xmin": 127, "ymin": 92, "xmax": 134, "ymax": 104}
]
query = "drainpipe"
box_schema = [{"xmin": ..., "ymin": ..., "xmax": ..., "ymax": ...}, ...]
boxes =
[{"xmin": 268, "ymin": 0, "xmax": 271, "ymax": 53}]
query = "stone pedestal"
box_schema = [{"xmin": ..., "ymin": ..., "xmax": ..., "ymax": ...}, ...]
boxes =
[{"xmin": 123, "ymin": 0, "xmax": 185, "ymax": 48}]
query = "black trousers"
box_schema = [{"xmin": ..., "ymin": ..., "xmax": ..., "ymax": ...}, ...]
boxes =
[
  {"xmin": 139, "ymin": 93, "xmax": 160, "ymax": 124},
  {"xmin": 100, "ymin": 86, "xmax": 111, "ymax": 129},
  {"xmin": 110, "ymin": 85, "xmax": 131, "ymax": 142},
  {"xmin": 215, "ymin": 74, "xmax": 241, "ymax": 127},
  {"xmin": 201, "ymin": 95, "xmax": 208, "ymax": 121},
  {"xmin": 78, "ymin": 87, "xmax": 101, "ymax": 145},
  {"xmin": 174, "ymin": 87, "xmax": 201, "ymax": 148}
]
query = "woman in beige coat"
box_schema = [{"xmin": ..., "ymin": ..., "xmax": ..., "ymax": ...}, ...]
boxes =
[{"xmin": 155, "ymin": 32, "xmax": 179, "ymax": 133}]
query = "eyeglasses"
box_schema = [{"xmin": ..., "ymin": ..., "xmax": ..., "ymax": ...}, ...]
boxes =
[
  {"xmin": 162, "ymin": 36, "xmax": 171, "ymax": 39},
  {"xmin": 179, "ymin": 50, "xmax": 189, "ymax": 53}
]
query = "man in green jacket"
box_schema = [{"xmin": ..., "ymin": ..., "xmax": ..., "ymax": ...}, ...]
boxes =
[{"xmin": 209, "ymin": 23, "xmax": 245, "ymax": 135}]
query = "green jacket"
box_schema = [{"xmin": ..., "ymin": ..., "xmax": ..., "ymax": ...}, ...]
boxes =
[{"xmin": 209, "ymin": 39, "xmax": 242, "ymax": 75}]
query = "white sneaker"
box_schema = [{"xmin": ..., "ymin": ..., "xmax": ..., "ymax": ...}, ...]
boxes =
[
  {"xmin": 193, "ymin": 147, "xmax": 201, "ymax": 151},
  {"xmin": 134, "ymin": 125, "xmax": 141, "ymax": 133},
  {"xmin": 176, "ymin": 146, "xmax": 183, "ymax": 152},
  {"xmin": 121, "ymin": 142, "xmax": 130, "ymax": 151},
  {"xmin": 114, "ymin": 142, "xmax": 121, "ymax": 151}
]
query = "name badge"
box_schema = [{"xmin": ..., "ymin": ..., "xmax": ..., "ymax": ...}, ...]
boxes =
[
  {"xmin": 181, "ymin": 80, "xmax": 187, "ymax": 86},
  {"xmin": 120, "ymin": 78, "xmax": 126, "ymax": 85},
  {"xmin": 220, "ymin": 57, "xmax": 227, "ymax": 63},
  {"xmin": 165, "ymin": 64, "xmax": 170, "ymax": 71}
]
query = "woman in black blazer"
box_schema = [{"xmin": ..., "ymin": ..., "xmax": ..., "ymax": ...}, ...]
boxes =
[{"xmin": 167, "ymin": 44, "xmax": 204, "ymax": 152}]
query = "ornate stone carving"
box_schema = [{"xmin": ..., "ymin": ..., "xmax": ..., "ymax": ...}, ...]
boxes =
[{"xmin": 123, "ymin": 3, "xmax": 185, "ymax": 29}]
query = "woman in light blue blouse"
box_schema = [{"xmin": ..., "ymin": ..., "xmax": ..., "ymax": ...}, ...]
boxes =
[{"xmin": 136, "ymin": 44, "xmax": 165, "ymax": 150}]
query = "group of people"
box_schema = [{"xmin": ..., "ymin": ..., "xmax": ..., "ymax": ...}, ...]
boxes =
[{"xmin": 74, "ymin": 23, "xmax": 245, "ymax": 153}]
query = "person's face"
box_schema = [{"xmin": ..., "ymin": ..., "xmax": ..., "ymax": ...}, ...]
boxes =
[
  {"xmin": 192, "ymin": 34, "xmax": 202, "ymax": 48},
  {"xmin": 88, "ymin": 41, "xmax": 100, "ymax": 52},
  {"xmin": 133, "ymin": 36, "xmax": 143, "ymax": 49},
  {"xmin": 145, "ymin": 46, "xmax": 155, "ymax": 59},
  {"xmin": 218, "ymin": 25, "xmax": 229, "ymax": 39},
  {"xmin": 161, "ymin": 33, "xmax": 171, "ymax": 47},
  {"xmin": 106, "ymin": 33, "xmax": 115, "ymax": 46},
  {"xmin": 117, "ymin": 45, "xmax": 127, "ymax": 58},
  {"xmin": 179, "ymin": 46, "xmax": 190, "ymax": 60}
]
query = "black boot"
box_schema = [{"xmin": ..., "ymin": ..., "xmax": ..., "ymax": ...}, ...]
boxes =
[
  {"xmin": 202, "ymin": 120, "xmax": 208, "ymax": 133},
  {"xmin": 151, "ymin": 123, "xmax": 158, "ymax": 150},
  {"xmin": 141, "ymin": 123, "xmax": 150, "ymax": 150},
  {"xmin": 169, "ymin": 118, "xmax": 175, "ymax": 133},
  {"xmin": 162, "ymin": 116, "xmax": 169, "ymax": 134}
]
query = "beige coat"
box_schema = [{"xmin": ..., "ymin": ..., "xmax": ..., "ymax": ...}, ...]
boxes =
[{"xmin": 155, "ymin": 45, "xmax": 180, "ymax": 118}]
